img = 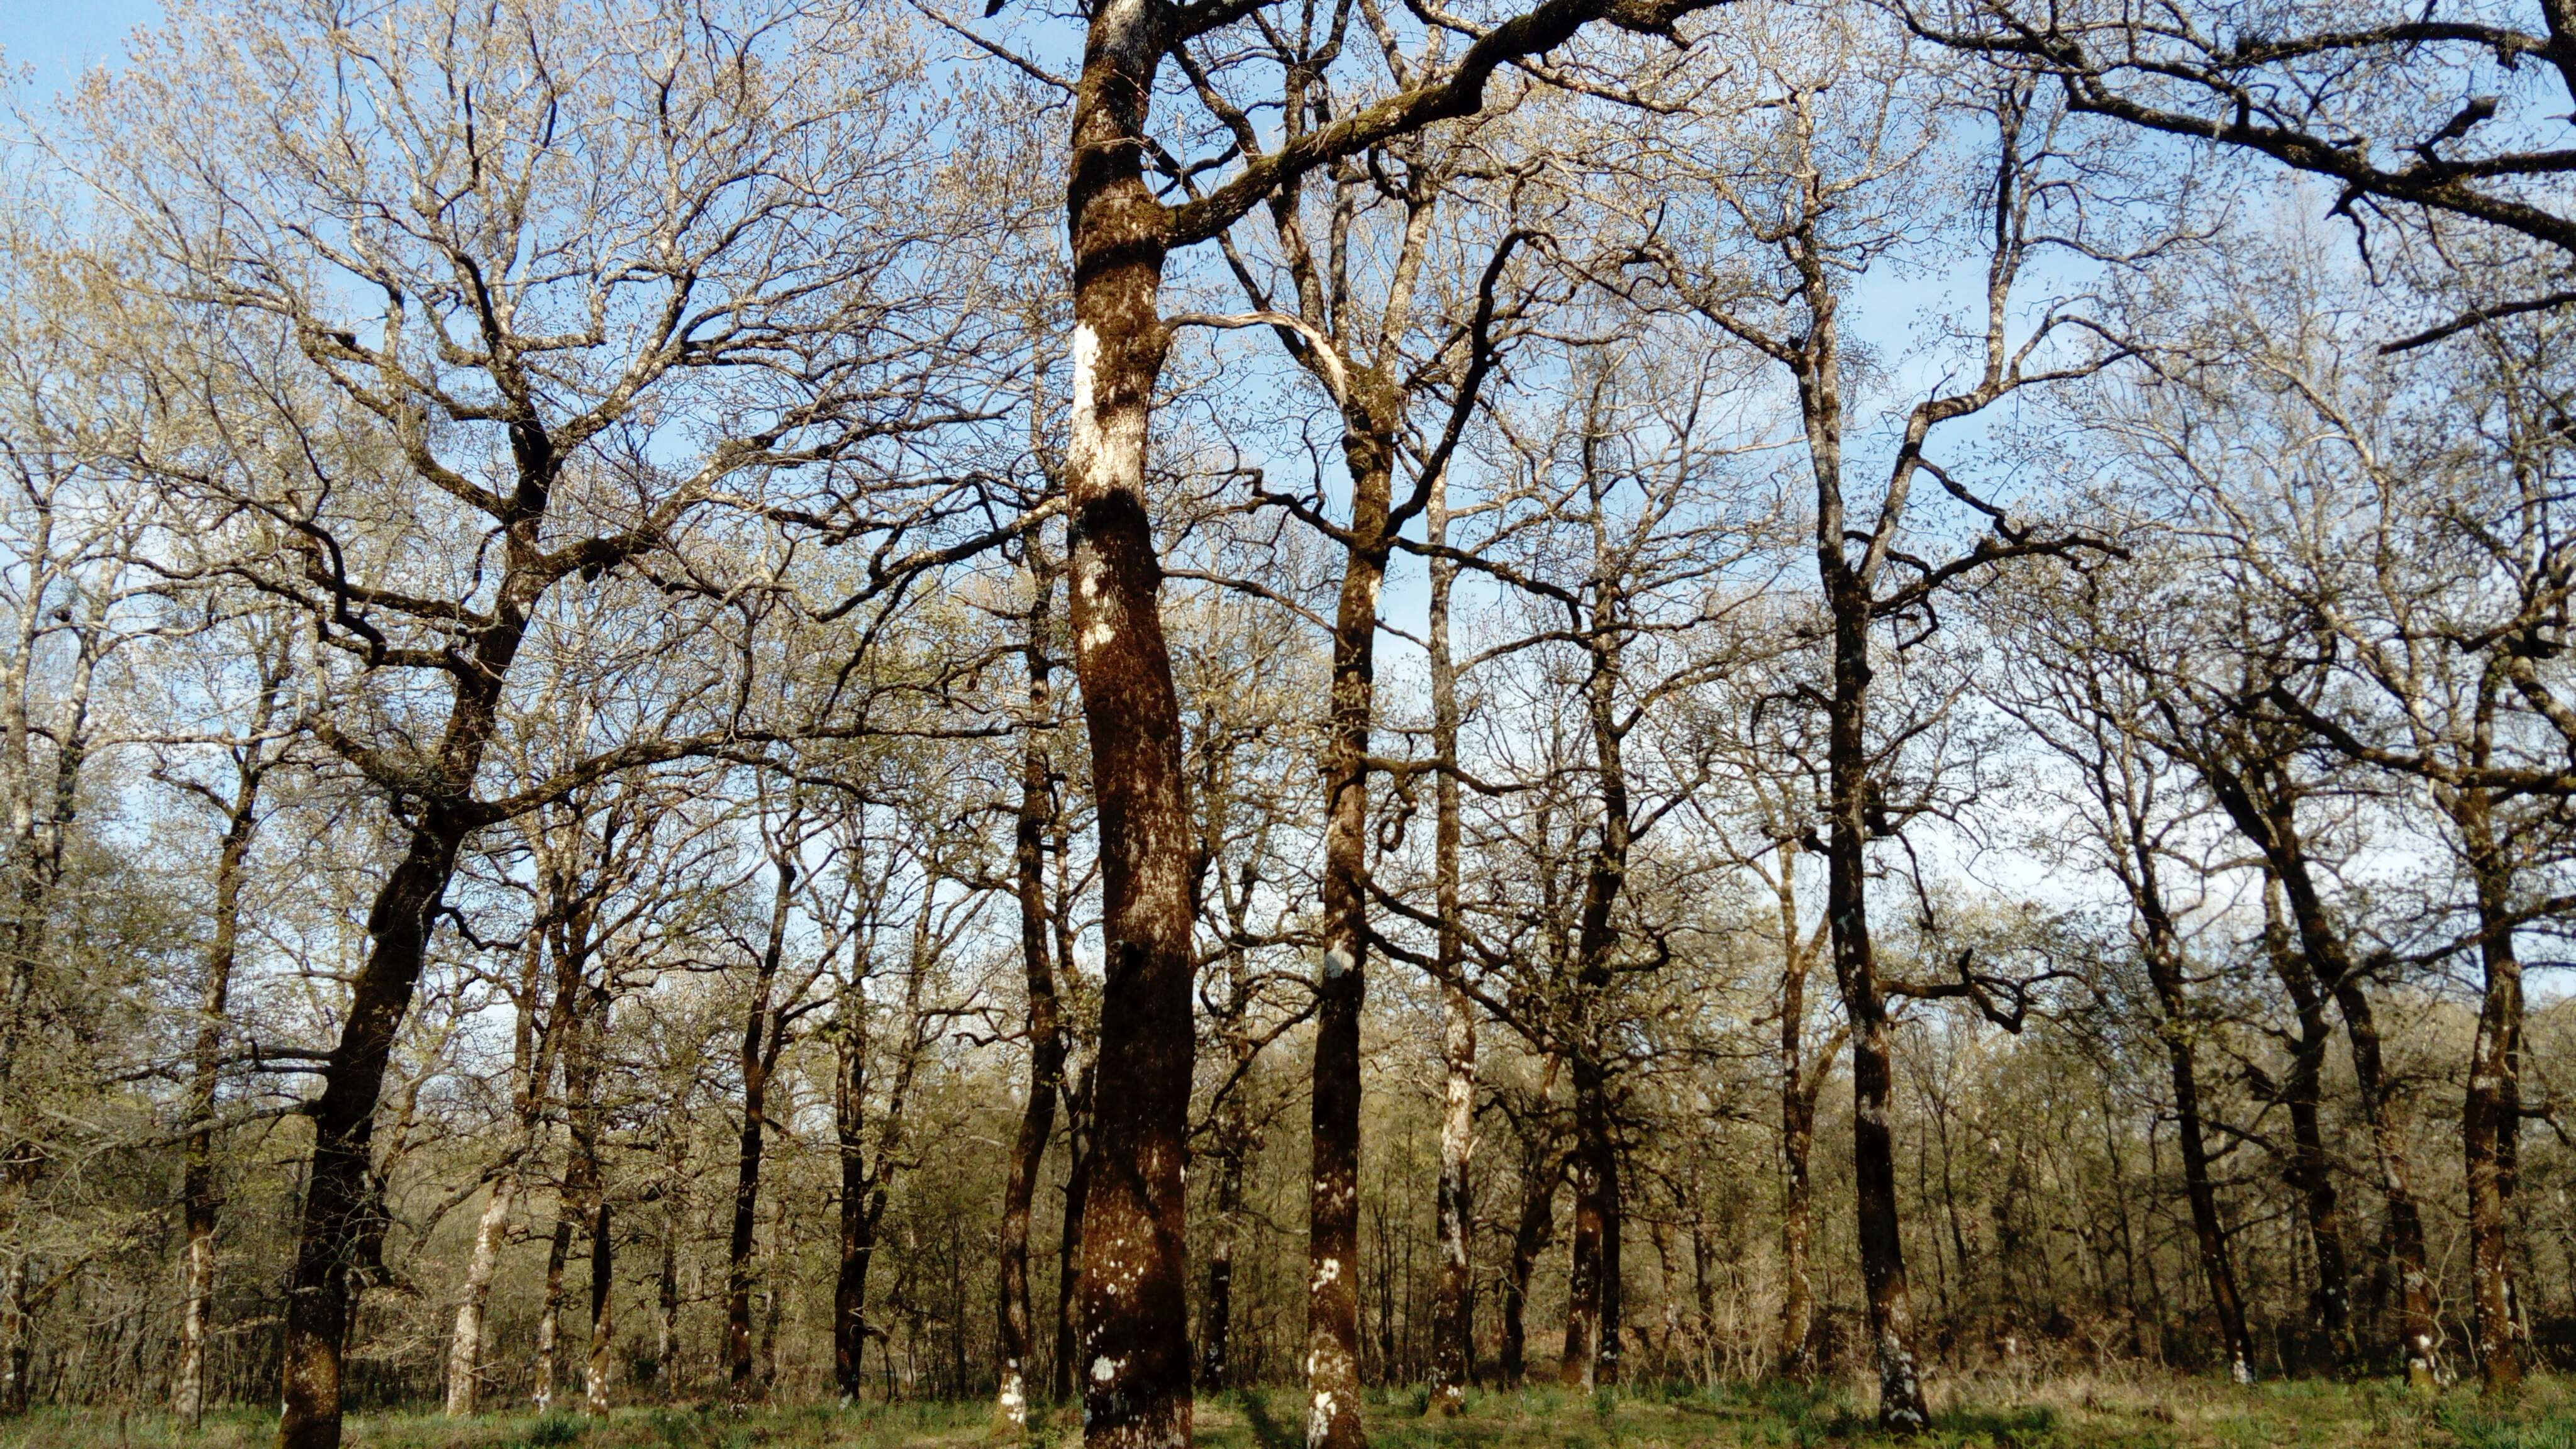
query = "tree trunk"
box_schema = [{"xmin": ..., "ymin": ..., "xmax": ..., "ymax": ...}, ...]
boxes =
[
  {"xmin": 1560, "ymin": 1061, "xmax": 1611, "ymax": 1392},
  {"xmin": 450, "ymin": 920, "xmax": 562, "ymax": 1418},
  {"xmin": 1778, "ymin": 1074, "xmax": 1818, "ymax": 1380},
  {"xmin": 842, "ymin": 901, "xmax": 933, "ymax": 1404},
  {"xmin": 2152, "ymin": 969, "xmax": 2254, "ymax": 1384},
  {"xmin": 1199, "ymin": 1141, "xmax": 1246, "ymax": 1391},
  {"xmin": 997, "ymin": 567, "xmax": 1063, "ymax": 1432},
  {"xmin": 2260, "ymin": 884, "xmax": 2355, "ymax": 1373},
  {"xmin": 0, "ymin": 588, "xmax": 101, "ymax": 1417},
  {"xmin": 1600, "ymin": 1133, "xmax": 1623, "ymax": 1385},
  {"xmin": 1051, "ymin": 1065, "xmax": 1094, "ymax": 1406},
  {"xmin": 277, "ymin": 808, "xmax": 476, "ymax": 1449},
  {"xmin": 541, "ymin": 961, "xmax": 606, "ymax": 1414},
  {"xmin": 1062, "ymin": 0, "xmax": 1197, "ymax": 1435},
  {"xmin": 1772, "ymin": 843, "xmax": 1821, "ymax": 1380},
  {"xmin": 654, "ymin": 1179, "xmax": 682, "ymax": 1398},
  {"xmin": 1823, "ymin": 590, "xmax": 1927, "ymax": 1430},
  {"xmin": 1308, "ymin": 396, "xmax": 1393, "ymax": 1449},
  {"xmin": 835, "ymin": 987, "xmax": 874, "ymax": 1402},
  {"xmin": 1431, "ymin": 976, "xmax": 1475, "ymax": 1409},
  {"xmin": 178, "ymin": 770, "xmax": 259, "ymax": 1426},
  {"xmin": 2131, "ymin": 864, "xmax": 2254, "ymax": 1382},
  {"xmin": 2330, "ymin": 975, "xmax": 2439, "ymax": 1386},
  {"xmin": 729, "ymin": 847, "xmax": 796, "ymax": 1398},
  {"xmin": 2458, "ymin": 792, "xmax": 2527, "ymax": 1391},
  {"xmin": 586, "ymin": 1199, "xmax": 613, "ymax": 1415},
  {"xmin": 535, "ymin": 1201, "xmax": 573, "ymax": 1413},
  {"xmin": 1555, "ymin": 611, "xmax": 1635, "ymax": 1395},
  {"xmin": 1200, "ymin": 850, "xmax": 1262, "ymax": 1393},
  {"xmin": 446, "ymin": 1176, "xmax": 519, "ymax": 1416},
  {"xmin": 2249, "ymin": 784, "xmax": 2437, "ymax": 1386},
  {"xmin": 277, "ymin": 462, "xmax": 539, "ymax": 1446},
  {"xmin": 1500, "ymin": 1159, "xmax": 1557, "ymax": 1390},
  {"xmin": 1428, "ymin": 457, "xmax": 1474, "ymax": 1416},
  {"xmin": 0, "ymin": 1257, "xmax": 26, "ymax": 1416}
]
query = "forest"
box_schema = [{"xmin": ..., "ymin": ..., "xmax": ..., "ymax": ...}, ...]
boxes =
[{"xmin": 0, "ymin": 0, "xmax": 2570, "ymax": 1444}]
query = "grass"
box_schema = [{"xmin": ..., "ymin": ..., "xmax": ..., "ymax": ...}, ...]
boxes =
[{"xmin": 3, "ymin": 1376, "xmax": 2571, "ymax": 1448}]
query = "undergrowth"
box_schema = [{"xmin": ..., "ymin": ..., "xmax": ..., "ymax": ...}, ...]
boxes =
[{"xmin": 0, "ymin": 1375, "xmax": 2568, "ymax": 1447}]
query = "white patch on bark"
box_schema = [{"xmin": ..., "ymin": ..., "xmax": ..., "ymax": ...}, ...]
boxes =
[
  {"xmin": 1065, "ymin": 321, "xmax": 1149, "ymax": 504},
  {"xmin": 1307, "ymin": 1390, "xmax": 1336, "ymax": 1445},
  {"xmin": 1879, "ymin": 1329, "xmax": 1926, "ymax": 1427},
  {"xmin": 1070, "ymin": 323, "xmax": 1104, "ymax": 464}
]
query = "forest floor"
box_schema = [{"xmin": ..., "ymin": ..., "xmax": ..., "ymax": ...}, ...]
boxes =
[{"xmin": 6, "ymin": 1375, "xmax": 2572, "ymax": 1449}]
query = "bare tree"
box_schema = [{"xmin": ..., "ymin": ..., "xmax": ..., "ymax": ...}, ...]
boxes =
[
  {"xmin": 72, "ymin": 3, "xmax": 1013, "ymax": 1436},
  {"xmin": 1631, "ymin": 27, "xmax": 2133, "ymax": 1423}
]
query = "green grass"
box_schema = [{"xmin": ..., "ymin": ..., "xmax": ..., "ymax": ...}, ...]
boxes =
[{"xmin": 4, "ymin": 1377, "xmax": 2572, "ymax": 1448}]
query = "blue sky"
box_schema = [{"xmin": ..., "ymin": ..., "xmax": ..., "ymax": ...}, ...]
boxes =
[{"xmin": 4, "ymin": 0, "xmax": 159, "ymax": 99}]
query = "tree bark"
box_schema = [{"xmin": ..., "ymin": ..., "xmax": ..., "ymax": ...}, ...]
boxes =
[
  {"xmin": 1555, "ymin": 594, "xmax": 1636, "ymax": 1395},
  {"xmin": 836, "ymin": 940, "xmax": 878, "ymax": 1404},
  {"xmin": 0, "ymin": 1258, "xmax": 25, "ymax": 1416},
  {"xmin": 997, "ymin": 557, "xmax": 1063, "ymax": 1432},
  {"xmin": 1200, "ymin": 901, "xmax": 1256, "ymax": 1392},
  {"xmin": 452, "ymin": 845, "xmax": 577, "ymax": 1417},
  {"xmin": 1197, "ymin": 1137, "xmax": 1246, "ymax": 1389},
  {"xmin": 448, "ymin": 937, "xmax": 543, "ymax": 1416},
  {"xmin": 1771, "ymin": 843, "xmax": 1824, "ymax": 1380},
  {"xmin": 586, "ymin": 1197, "xmax": 613, "ymax": 1415},
  {"xmin": 548, "ymin": 936, "xmax": 608, "ymax": 1414},
  {"xmin": 2147, "ymin": 953, "xmax": 2254, "ymax": 1384},
  {"xmin": 177, "ymin": 744, "xmax": 265, "ymax": 1426},
  {"xmin": 277, "ymin": 805, "xmax": 477, "ymax": 1449},
  {"xmin": 2457, "ymin": 789, "xmax": 2528, "ymax": 1391},
  {"xmin": 1778, "ymin": 1069, "xmax": 1819, "ymax": 1381},
  {"xmin": 653, "ymin": 1158, "xmax": 683, "ymax": 1399},
  {"xmin": 1062, "ymin": 0, "xmax": 1199, "ymax": 1436},
  {"xmin": 1052, "ymin": 1062, "xmax": 1094, "ymax": 1406},
  {"xmin": 1500, "ymin": 1155, "xmax": 1558, "ymax": 1389},
  {"xmin": 2330, "ymin": 974, "xmax": 2439, "ymax": 1387},
  {"xmin": 278, "ymin": 463, "xmax": 537, "ymax": 1446},
  {"xmin": 2260, "ymin": 894, "xmax": 2355, "ymax": 1374},
  {"xmin": 2253, "ymin": 786, "xmax": 2437, "ymax": 1386},
  {"xmin": 447, "ymin": 1175, "xmax": 519, "ymax": 1416},
  {"xmin": 838, "ymin": 902, "xmax": 932, "ymax": 1404},
  {"xmin": 728, "ymin": 843, "xmax": 796, "ymax": 1398},
  {"xmin": 2126, "ymin": 839, "xmax": 2255, "ymax": 1382},
  {"xmin": 1561, "ymin": 1060, "xmax": 1614, "ymax": 1392},
  {"xmin": 535, "ymin": 1190, "xmax": 573, "ymax": 1413},
  {"xmin": 1828, "ymin": 593, "xmax": 1927, "ymax": 1430},
  {"xmin": 1428, "ymin": 454, "xmax": 1475, "ymax": 1416},
  {"xmin": 1307, "ymin": 386, "xmax": 1395, "ymax": 1449}
]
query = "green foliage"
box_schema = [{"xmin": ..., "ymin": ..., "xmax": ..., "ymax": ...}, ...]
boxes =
[
  {"xmin": 7, "ymin": 1379, "xmax": 2576, "ymax": 1447},
  {"xmin": 521, "ymin": 1412, "xmax": 587, "ymax": 1448},
  {"xmin": 2440, "ymin": 1399, "xmax": 2576, "ymax": 1449}
]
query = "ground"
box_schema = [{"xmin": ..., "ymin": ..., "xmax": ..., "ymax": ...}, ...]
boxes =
[{"xmin": 7, "ymin": 1377, "xmax": 2573, "ymax": 1448}]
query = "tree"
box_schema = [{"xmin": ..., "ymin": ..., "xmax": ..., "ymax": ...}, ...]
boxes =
[
  {"xmin": 1632, "ymin": 31, "xmax": 2129, "ymax": 1421},
  {"xmin": 75, "ymin": 2, "xmax": 1011, "ymax": 1438},
  {"xmin": 1026, "ymin": 0, "xmax": 1746, "ymax": 1431},
  {"xmin": 1989, "ymin": 567, "xmax": 2262, "ymax": 1381}
]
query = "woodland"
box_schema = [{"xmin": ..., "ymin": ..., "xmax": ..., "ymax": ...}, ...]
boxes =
[{"xmin": 0, "ymin": 0, "xmax": 2570, "ymax": 1444}]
